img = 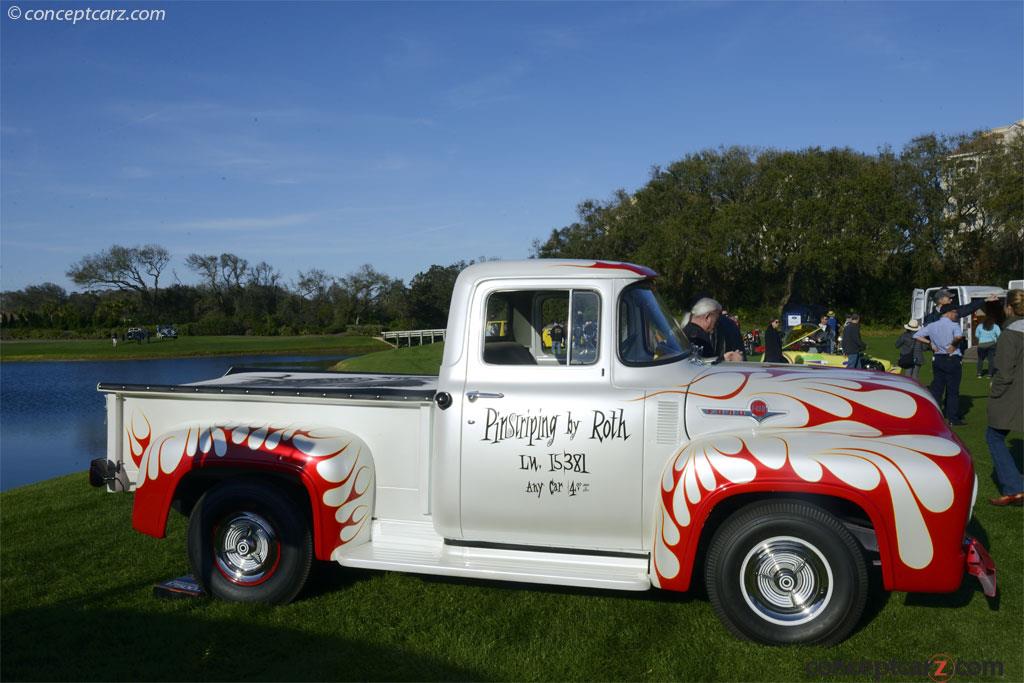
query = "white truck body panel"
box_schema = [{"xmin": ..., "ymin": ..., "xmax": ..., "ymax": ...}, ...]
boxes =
[{"xmin": 104, "ymin": 378, "xmax": 436, "ymax": 522}]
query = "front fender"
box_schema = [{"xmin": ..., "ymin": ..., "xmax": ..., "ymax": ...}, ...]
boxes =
[
  {"xmin": 650, "ymin": 429, "xmax": 974, "ymax": 594},
  {"xmin": 130, "ymin": 419, "xmax": 374, "ymax": 562}
]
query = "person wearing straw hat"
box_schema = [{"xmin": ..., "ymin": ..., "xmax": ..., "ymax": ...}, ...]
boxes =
[{"xmin": 895, "ymin": 319, "xmax": 925, "ymax": 380}]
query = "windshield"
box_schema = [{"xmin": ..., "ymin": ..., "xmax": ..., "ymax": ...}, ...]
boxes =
[
  {"xmin": 618, "ymin": 281, "xmax": 692, "ymax": 366},
  {"xmin": 783, "ymin": 323, "xmax": 823, "ymax": 350}
]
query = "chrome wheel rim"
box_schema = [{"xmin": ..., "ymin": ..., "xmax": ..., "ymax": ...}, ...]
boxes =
[
  {"xmin": 214, "ymin": 512, "xmax": 279, "ymax": 585},
  {"xmin": 739, "ymin": 535, "xmax": 833, "ymax": 626}
]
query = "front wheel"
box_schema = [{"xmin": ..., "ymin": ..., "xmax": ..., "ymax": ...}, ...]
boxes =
[
  {"xmin": 188, "ymin": 479, "xmax": 312, "ymax": 604},
  {"xmin": 705, "ymin": 500, "xmax": 868, "ymax": 645}
]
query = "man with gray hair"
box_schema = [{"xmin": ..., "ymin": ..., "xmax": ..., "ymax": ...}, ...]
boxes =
[{"xmin": 682, "ymin": 297, "xmax": 743, "ymax": 362}]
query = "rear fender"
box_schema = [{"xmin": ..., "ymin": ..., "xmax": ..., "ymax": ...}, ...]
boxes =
[
  {"xmin": 650, "ymin": 429, "xmax": 974, "ymax": 594},
  {"xmin": 130, "ymin": 419, "xmax": 375, "ymax": 562}
]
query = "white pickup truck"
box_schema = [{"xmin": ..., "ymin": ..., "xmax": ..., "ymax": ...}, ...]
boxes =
[{"xmin": 91, "ymin": 260, "xmax": 995, "ymax": 645}]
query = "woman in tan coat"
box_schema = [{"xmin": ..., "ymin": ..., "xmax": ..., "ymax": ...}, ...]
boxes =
[{"xmin": 987, "ymin": 289, "xmax": 1024, "ymax": 506}]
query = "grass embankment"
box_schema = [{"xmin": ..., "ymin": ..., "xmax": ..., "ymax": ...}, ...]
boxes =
[
  {"xmin": 331, "ymin": 341, "xmax": 445, "ymax": 374},
  {"xmin": 2, "ymin": 336, "xmax": 1021, "ymax": 681},
  {"xmin": 0, "ymin": 335, "xmax": 389, "ymax": 362}
]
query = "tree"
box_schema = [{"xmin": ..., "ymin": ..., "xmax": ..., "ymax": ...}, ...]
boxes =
[
  {"xmin": 407, "ymin": 262, "xmax": 470, "ymax": 328},
  {"xmin": 338, "ymin": 264, "xmax": 405, "ymax": 326},
  {"xmin": 295, "ymin": 268, "xmax": 333, "ymax": 301},
  {"xmin": 67, "ymin": 244, "xmax": 170, "ymax": 316},
  {"xmin": 248, "ymin": 261, "xmax": 280, "ymax": 288}
]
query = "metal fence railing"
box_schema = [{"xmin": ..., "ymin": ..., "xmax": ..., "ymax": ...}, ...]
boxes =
[{"xmin": 381, "ymin": 328, "xmax": 446, "ymax": 347}]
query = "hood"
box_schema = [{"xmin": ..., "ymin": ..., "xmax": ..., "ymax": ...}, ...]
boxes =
[{"xmin": 680, "ymin": 363, "xmax": 947, "ymax": 440}]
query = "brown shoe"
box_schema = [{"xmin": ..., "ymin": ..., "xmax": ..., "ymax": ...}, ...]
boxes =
[{"xmin": 989, "ymin": 492, "xmax": 1024, "ymax": 507}]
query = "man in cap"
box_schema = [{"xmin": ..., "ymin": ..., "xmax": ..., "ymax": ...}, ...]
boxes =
[
  {"xmin": 915, "ymin": 303, "xmax": 966, "ymax": 425},
  {"xmin": 924, "ymin": 288, "xmax": 997, "ymax": 325}
]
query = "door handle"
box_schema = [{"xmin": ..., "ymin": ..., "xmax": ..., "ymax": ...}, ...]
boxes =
[{"xmin": 466, "ymin": 390, "xmax": 504, "ymax": 402}]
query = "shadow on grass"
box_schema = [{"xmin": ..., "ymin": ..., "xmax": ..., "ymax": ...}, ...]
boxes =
[
  {"xmin": 959, "ymin": 395, "xmax": 975, "ymax": 420},
  {"xmin": 307, "ymin": 558, "xmax": 894, "ymax": 644},
  {"xmin": 902, "ymin": 575, "xmax": 1000, "ymax": 612},
  {"xmin": 901, "ymin": 517, "xmax": 1000, "ymax": 612},
  {"xmin": 302, "ymin": 561, "xmax": 379, "ymax": 599},
  {"xmin": 306, "ymin": 560, "xmax": 695, "ymax": 606},
  {"xmin": 1, "ymin": 600, "xmax": 482, "ymax": 681}
]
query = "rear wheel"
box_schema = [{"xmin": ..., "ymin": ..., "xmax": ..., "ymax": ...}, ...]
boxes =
[
  {"xmin": 705, "ymin": 500, "xmax": 868, "ymax": 645},
  {"xmin": 188, "ymin": 479, "xmax": 312, "ymax": 604}
]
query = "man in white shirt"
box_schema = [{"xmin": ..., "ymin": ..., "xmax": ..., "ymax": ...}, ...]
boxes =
[{"xmin": 914, "ymin": 304, "xmax": 966, "ymax": 425}]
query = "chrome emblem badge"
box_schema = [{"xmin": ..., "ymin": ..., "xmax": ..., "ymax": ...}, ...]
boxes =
[{"xmin": 700, "ymin": 399, "xmax": 786, "ymax": 424}]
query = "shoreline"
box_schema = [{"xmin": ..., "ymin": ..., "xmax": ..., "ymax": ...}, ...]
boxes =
[{"xmin": 0, "ymin": 335, "xmax": 390, "ymax": 363}]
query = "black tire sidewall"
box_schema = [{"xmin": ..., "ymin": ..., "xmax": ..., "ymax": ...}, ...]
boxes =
[
  {"xmin": 706, "ymin": 501, "xmax": 867, "ymax": 645},
  {"xmin": 188, "ymin": 479, "xmax": 312, "ymax": 604}
]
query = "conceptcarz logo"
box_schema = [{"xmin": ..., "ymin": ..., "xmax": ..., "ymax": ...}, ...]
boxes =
[
  {"xmin": 803, "ymin": 655, "xmax": 1005, "ymax": 681},
  {"xmin": 700, "ymin": 398, "xmax": 786, "ymax": 423}
]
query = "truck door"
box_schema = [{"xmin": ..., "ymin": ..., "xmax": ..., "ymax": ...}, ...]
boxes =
[
  {"xmin": 911, "ymin": 289, "xmax": 925, "ymax": 321},
  {"xmin": 458, "ymin": 283, "xmax": 644, "ymax": 551}
]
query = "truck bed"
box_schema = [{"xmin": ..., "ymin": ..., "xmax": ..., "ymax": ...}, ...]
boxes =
[{"xmin": 98, "ymin": 369, "xmax": 438, "ymax": 402}]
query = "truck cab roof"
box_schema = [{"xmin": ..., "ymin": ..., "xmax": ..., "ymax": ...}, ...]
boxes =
[{"xmin": 458, "ymin": 260, "xmax": 657, "ymax": 282}]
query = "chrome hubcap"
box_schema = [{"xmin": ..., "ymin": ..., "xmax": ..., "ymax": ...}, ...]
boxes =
[
  {"xmin": 214, "ymin": 512, "xmax": 279, "ymax": 585},
  {"xmin": 740, "ymin": 535, "xmax": 833, "ymax": 626}
]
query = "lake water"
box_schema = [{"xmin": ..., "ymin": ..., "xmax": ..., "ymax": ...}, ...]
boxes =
[{"xmin": 0, "ymin": 354, "xmax": 349, "ymax": 491}]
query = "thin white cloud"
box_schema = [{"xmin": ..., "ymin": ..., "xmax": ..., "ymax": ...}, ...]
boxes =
[
  {"xmin": 121, "ymin": 166, "xmax": 153, "ymax": 179},
  {"xmin": 443, "ymin": 61, "xmax": 529, "ymax": 110},
  {"xmin": 168, "ymin": 212, "xmax": 321, "ymax": 232}
]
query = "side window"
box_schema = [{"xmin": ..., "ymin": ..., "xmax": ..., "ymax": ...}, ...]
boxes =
[
  {"xmin": 569, "ymin": 291, "xmax": 600, "ymax": 365},
  {"xmin": 482, "ymin": 289, "xmax": 600, "ymax": 366},
  {"xmin": 485, "ymin": 295, "xmax": 510, "ymax": 340}
]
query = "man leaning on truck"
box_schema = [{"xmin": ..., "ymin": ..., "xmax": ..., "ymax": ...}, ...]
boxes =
[{"xmin": 924, "ymin": 289, "xmax": 998, "ymax": 325}]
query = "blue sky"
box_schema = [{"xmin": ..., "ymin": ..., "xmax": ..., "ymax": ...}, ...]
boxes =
[{"xmin": 2, "ymin": 1, "xmax": 1022, "ymax": 292}]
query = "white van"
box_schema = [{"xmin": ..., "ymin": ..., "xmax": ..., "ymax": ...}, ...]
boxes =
[
  {"xmin": 911, "ymin": 285, "xmax": 1004, "ymax": 348},
  {"xmin": 1008, "ymin": 279, "xmax": 1023, "ymax": 290}
]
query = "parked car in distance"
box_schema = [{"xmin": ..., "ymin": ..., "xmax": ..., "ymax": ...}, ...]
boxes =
[
  {"xmin": 156, "ymin": 325, "xmax": 178, "ymax": 340},
  {"xmin": 125, "ymin": 327, "xmax": 148, "ymax": 343}
]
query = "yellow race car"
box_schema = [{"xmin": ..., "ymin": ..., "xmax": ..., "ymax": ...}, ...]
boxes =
[{"xmin": 766, "ymin": 323, "xmax": 900, "ymax": 373}]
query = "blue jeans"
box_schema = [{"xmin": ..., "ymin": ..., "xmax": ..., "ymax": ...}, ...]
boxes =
[
  {"xmin": 929, "ymin": 355, "xmax": 963, "ymax": 420},
  {"xmin": 986, "ymin": 427, "xmax": 1023, "ymax": 496},
  {"xmin": 977, "ymin": 345, "xmax": 996, "ymax": 377},
  {"xmin": 846, "ymin": 353, "xmax": 860, "ymax": 369}
]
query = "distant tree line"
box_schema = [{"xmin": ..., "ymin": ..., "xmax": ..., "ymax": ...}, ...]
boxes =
[
  {"xmin": 2, "ymin": 128, "xmax": 1021, "ymax": 337},
  {"xmin": 534, "ymin": 130, "xmax": 1023, "ymax": 324},
  {"xmin": 1, "ymin": 249, "xmax": 474, "ymax": 338}
]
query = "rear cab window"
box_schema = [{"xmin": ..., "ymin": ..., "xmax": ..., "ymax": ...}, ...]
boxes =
[{"xmin": 483, "ymin": 289, "xmax": 601, "ymax": 366}]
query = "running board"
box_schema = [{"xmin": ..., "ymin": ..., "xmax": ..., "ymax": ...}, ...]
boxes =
[{"xmin": 334, "ymin": 520, "xmax": 651, "ymax": 591}]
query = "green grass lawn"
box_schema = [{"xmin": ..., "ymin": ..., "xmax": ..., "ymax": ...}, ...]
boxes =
[
  {"xmin": 332, "ymin": 341, "xmax": 445, "ymax": 374},
  {"xmin": 2, "ymin": 337, "xmax": 1021, "ymax": 681},
  {"xmin": 0, "ymin": 335, "xmax": 389, "ymax": 362}
]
